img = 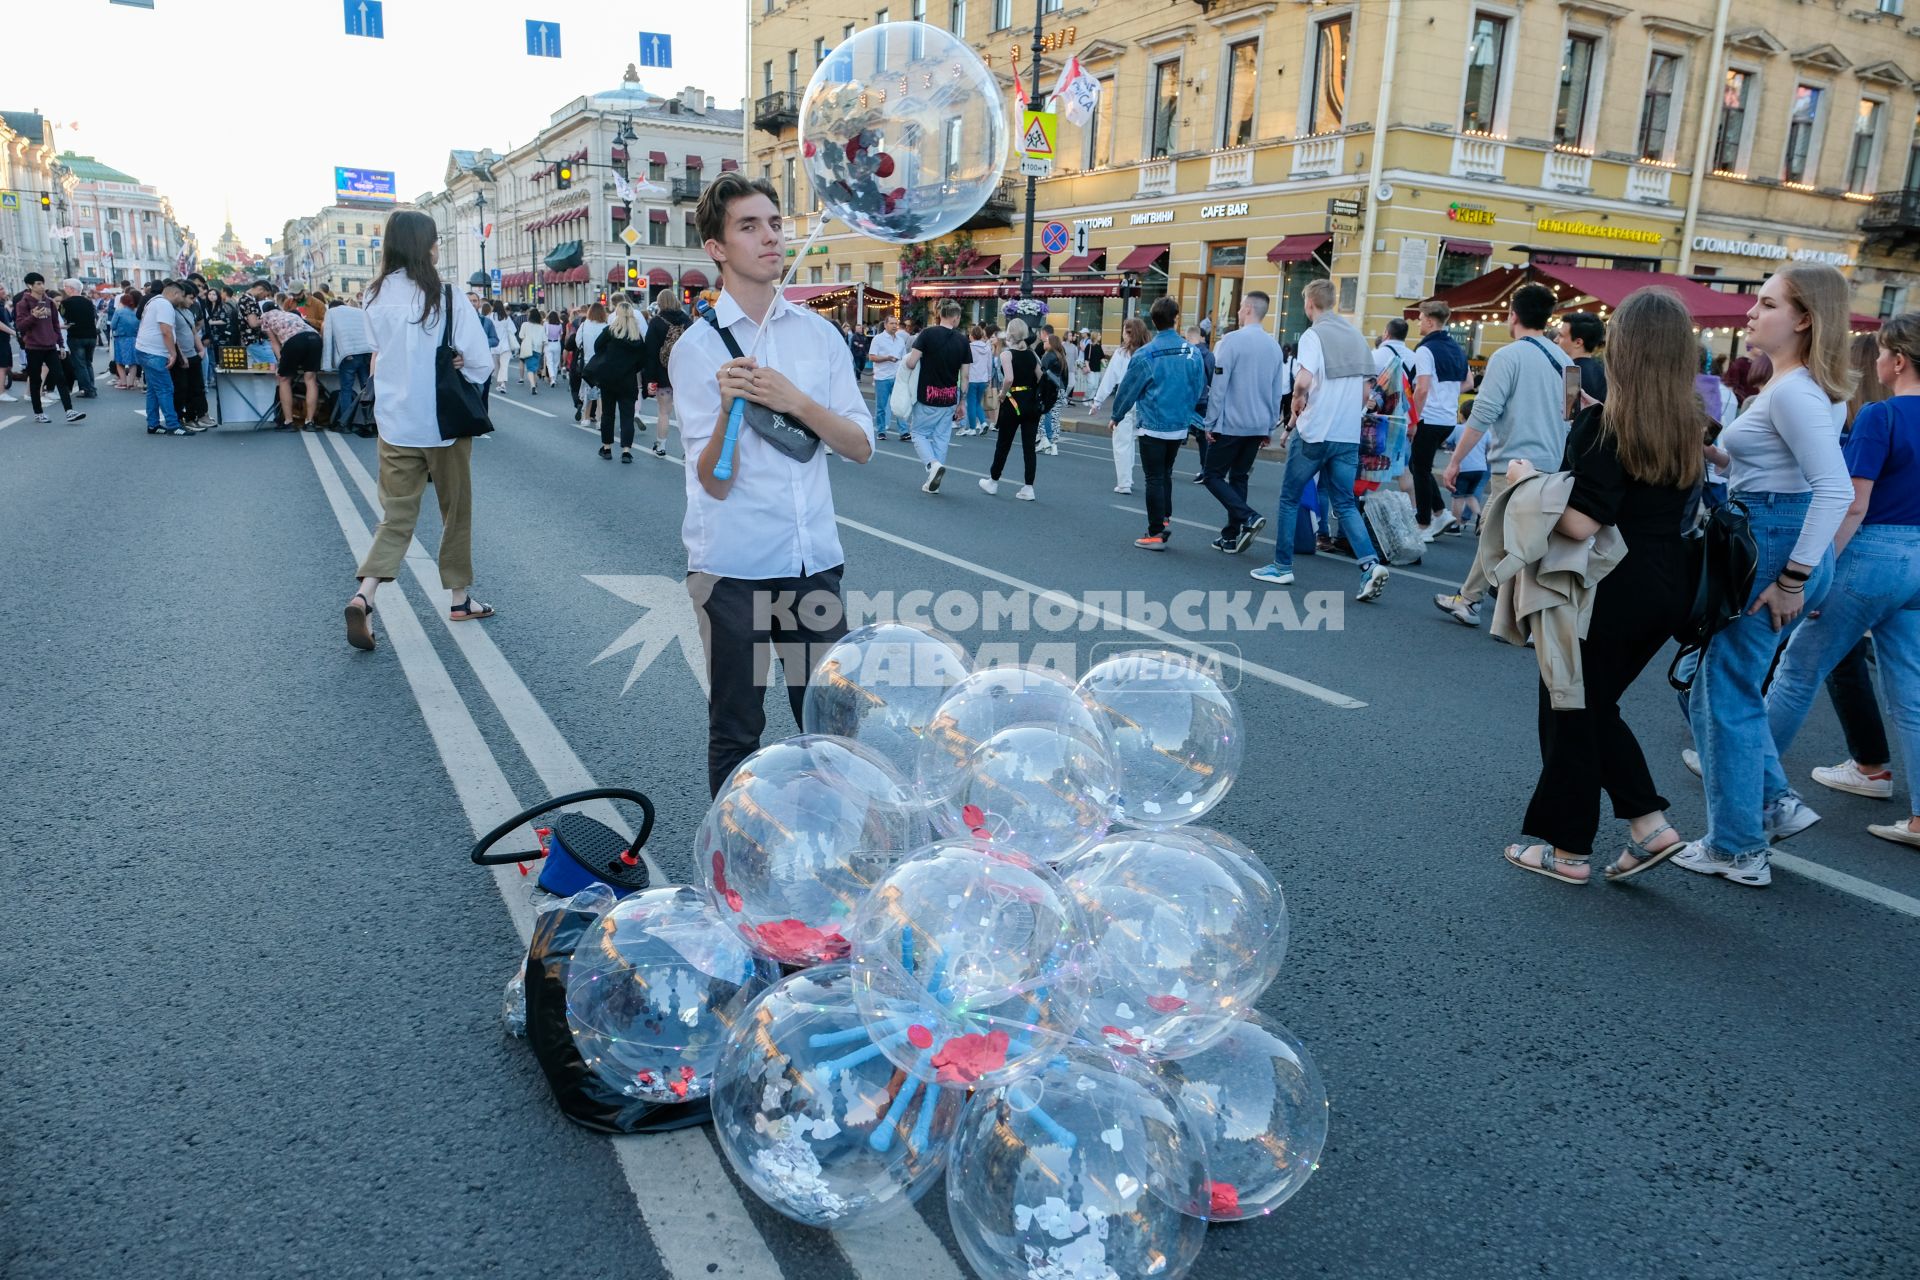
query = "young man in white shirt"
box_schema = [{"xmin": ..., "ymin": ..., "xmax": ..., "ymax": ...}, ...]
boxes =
[
  {"xmin": 1407, "ymin": 300, "xmax": 1470, "ymax": 539},
  {"xmin": 669, "ymin": 173, "xmax": 876, "ymax": 795},
  {"xmin": 866, "ymin": 313, "xmax": 909, "ymax": 440}
]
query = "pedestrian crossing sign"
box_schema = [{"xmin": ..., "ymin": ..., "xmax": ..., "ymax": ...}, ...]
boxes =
[{"xmin": 1020, "ymin": 109, "xmax": 1056, "ymax": 160}]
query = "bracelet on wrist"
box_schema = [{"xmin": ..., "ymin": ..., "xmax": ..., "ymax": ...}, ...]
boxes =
[
  {"xmin": 1775, "ymin": 582, "xmax": 1804, "ymax": 594},
  {"xmin": 1778, "ymin": 567, "xmax": 1811, "ymax": 582}
]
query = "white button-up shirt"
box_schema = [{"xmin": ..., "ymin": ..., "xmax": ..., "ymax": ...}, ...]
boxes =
[
  {"xmin": 867, "ymin": 327, "xmax": 910, "ymax": 375},
  {"xmin": 363, "ymin": 277, "xmax": 494, "ymax": 449},
  {"xmin": 669, "ymin": 289, "xmax": 874, "ymax": 579}
]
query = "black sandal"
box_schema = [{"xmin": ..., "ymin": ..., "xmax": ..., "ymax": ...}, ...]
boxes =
[
  {"xmin": 449, "ymin": 597, "xmax": 495, "ymax": 622},
  {"xmin": 344, "ymin": 592, "xmax": 377, "ymax": 651}
]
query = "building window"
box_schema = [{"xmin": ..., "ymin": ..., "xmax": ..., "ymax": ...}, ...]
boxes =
[
  {"xmin": 943, "ymin": 117, "xmax": 965, "ymax": 181},
  {"xmin": 78, "ymin": 204, "xmax": 91, "ymax": 217},
  {"xmin": 911, "ymin": 0, "xmax": 926, "ymax": 56},
  {"xmin": 1149, "ymin": 59, "xmax": 1180, "ymax": 159},
  {"xmin": 1556, "ymin": 34, "xmax": 1598, "ymax": 149},
  {"xmin": 814, "ymin": 36, "xmax": 825, "ymax": 64},
  {"xmin": 763, "ymin": 60, "xmax": 774, "ymax": 97},
  {"xmin": 1713, "ymin": 68, "xmax": 1752, "ymax": 172},
  {"xmin": 107, "ymin": 208, "xmax": 120, "ymax": 222},
  {"xmin": 335, "ymin": 221, "xmax": 345, "ymax": 233},
  {"xmin": 992, "ymin": 0, "xmax": 1010, "ymax": 32},
  {"xmin": 765, "ymin": 0, "xmax": 774, "ymax": 13},
  {"xmin": 784, "ymin": 157, "xmax": 796, "ymax": 211},
  {"xmin": 869, "ymin": 262, "xmax": 885, "ymax": 286},
  {"xmin": 1881, "ymin": 284, "xmax": 1907, "ymax": 319},
  {"xmin": 685, "ymin": 214, "xmax": 697, "ymax": 245},
  {"xmin": 1783, "ymin": 84, "xmax": 1825, "ymax": 183},
  {"xmin": 1849, "ymin": 98, "xmax": 1885, "ymax": 192},
  {"xmin": 1638, "ymin": 52, "xmax": 1679, "ymax": 161},
  {"xmin": 949, "ymin": 0, "xmax": 964, "ymax": 34},
  {"xmin": 81, "ymin": 231, "xmax": 96, "ymax": 252},
  {"xmin": 787, "ymin": 50, "xmax": 799, "ymax": 94},
  {"xmin": 1310, "ymin": 15, "xmax": 1350, "ymax": 135},
  {"xmin": 1880, "ymin": 0, "xmax": 1905, "ymax": 15},
  {"xmin": 1082, "ymin": 75, "xmax": 1114, "ymax": 168},
  {"xmin": 1435, "ymin": 250, "xmax": 1485, "ymax": 292},
  {"xmin": 109, "ymin": 230, "xmax": 123, "ymax": 255},
  {"xmin": 339, "ymin": 248, "xmax": 348, "ymax": 264},
  {"xmin": 838, "ymin": 264, "xmax": 851, "ymax": 282},
  {"xmin": 1462, "ymin": 13, "xmax": 1508, "ymax": 133},
  {"xmin": 1042, "ymin": 0, "xmax": 1061, "ymax": 11},
  {"xmin": 1222, "ymin": 40, "xmax": 1258, "ymax": 148},
  {"xmin": 875, "ymin": 10, "xmax": 890, "ymax": 70},
  {"xmin": 844, "ymin": 22, "xmax": 855, "ymax": 41},
  {"xmin": 810, "ymin": 266, "xmax": 824, "ymax": 283},
  {"xmin": 649, "ymin": 217, "xmax": 666, "ymax": 246}
]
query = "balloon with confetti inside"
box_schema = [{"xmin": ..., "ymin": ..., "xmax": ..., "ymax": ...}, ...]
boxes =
[
  {"xmin": 801, "ymin": 622, "xmax": 974, "ymax": 765},
  {"xmin": 849, "ymin": 839, "xmax": 1093, "ymax": 1089},
  {"xmin": 1065, "ymin": 829, "xmax": 1287, "ymax": 1061},
  {"xmin": 799, "ymin": 22, "xmax": 1009, "ymax": 243},
  {"xmin": 566, "ymin": 886, "xmax": 779, "ymax": 1104},
  {"xmin": 699, "ymin": 735, "xmax": 930, "ymax": 967},
  {"xmin": 712, "ymin": 964, "xmax": 964, "ymax": 1227},
  {"xmin": 1155, "ymin": 1010, "xmax": 1328, "ymax": 1222},
  {"xmin": 915, "ymin": 665, "xmax": 1117, "ymax": 863},
  {"xmin": 945, "ymin": 1045, "xmax": 1209, "ymax": 1280},
  {"xmin": 1076, "ymin": 650, "xmax": 1244, "ymax": 829}
]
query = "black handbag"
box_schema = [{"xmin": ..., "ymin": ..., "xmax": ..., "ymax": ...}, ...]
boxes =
[
  {"xmin": 344, "ymin": 382, "xmax": 377, "ymax": 438},
  {"xmin": 1668, "ymin": 497, "xmax": 1759, "ymax": 692},
  {"xmin": 435, "ymin": 284, "xmax": 493, "ymax": 440}
]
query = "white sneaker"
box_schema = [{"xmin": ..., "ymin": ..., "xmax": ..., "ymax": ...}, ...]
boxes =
[
  {"xmin": 1672, "ymin": 840, "xmax": 1771, "ymax": 887},
  {"xmin": 1866, "ymin": 821, "xmax": 1920, "ymax": 848},
  {"xmin": 1015, "ymin": 485, "xmax": 1035, "ymax": 501},
  {"xmin": 33, "ymin": 413, "xmax": 51, "ymax": 422},
  {"xmin": 0, "ymin": 391, "xmax": 17, "ymax": 401},
  {"xmin": 1356, "ymin": 562, "xmax": 1389, "ymax": 602},
  {"xmin": 1433, "ymin": 593, "xmax": 1481, "ymax": 627},
  {"xmin": 1764, "ymin": 793, "xmax": 1821, "ymax": 843},
  {"xmin": 922, "ymin": 463, "xmax": 945, "ymax": 493},
  {"xmin": 1682, "ymin": 748, "xmax": 1702, "ymax": 779},
  {"xmin": 1421, "ymin": 521, "xmax": 1447, "ymax": 544},
  {"xmin": 65, "ymin": 409, "xmax": 86, "ymax": 423},
  {"xmin": 978, "ymin": 477, "xmax": 999, "ymax": 496},
  {"xmin": 1249, "ymin": 563, "xmax": 1294, "ymax": 586},
  {"xmin": 1113, "ymin": 485, "xmax": 1132, "ymax": 494},
  {"xmin": 1811, "ymin": 760, "xmax": 1894, "ymax": 799}
]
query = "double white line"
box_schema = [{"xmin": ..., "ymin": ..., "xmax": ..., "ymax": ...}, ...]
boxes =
[{"xmin": 300, "ymin": 431, "xmax": 967, "ymax": 1280}]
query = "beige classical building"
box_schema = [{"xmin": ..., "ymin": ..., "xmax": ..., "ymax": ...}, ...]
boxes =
[{"xmin": 749, "ymin": 0, "xmax": 1920, "ymax": 345}]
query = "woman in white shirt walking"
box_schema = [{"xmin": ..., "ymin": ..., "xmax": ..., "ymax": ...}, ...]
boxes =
[
  {"xmin": 1087, "ymin": 317, "xmax": 1149, "ymax": 494},
  {"xmin": 342, "ymin": 209, "xmax": 499, "ymax": 651},
  {"xmin": 488, "ymin": 301, "xmax": 514, "ymax": 391},
  {"xmin": 1673, "ymin": 264, "xmax": 1855, "ymax": 888},
  {"xmin": 573, "ymin": 302, "xmax": 608, "ymax": 426}
]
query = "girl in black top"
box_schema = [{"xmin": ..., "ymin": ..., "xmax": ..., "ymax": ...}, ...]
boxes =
[
  {"xmin": 1505, "ymin": 287, "xmax": 1704, "ymax": 885},
  {"xmin": 642, "ymin": 288, "xmax": 694, "ymax": 457},
  {"xmin": 980, "ymin": 318, "xmax": 1043, "ymax": 498},
  {"xmin": 593, "ymin": 300, "xmax": 649, "ymax": 462}
]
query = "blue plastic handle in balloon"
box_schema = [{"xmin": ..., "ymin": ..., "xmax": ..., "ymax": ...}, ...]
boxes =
[{"xmin": 714, "ymin": 399, "xmax": 745, "ymax": 480}]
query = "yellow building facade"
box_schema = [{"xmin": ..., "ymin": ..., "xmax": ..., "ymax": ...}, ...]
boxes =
[{"xmin": 749, "ymin": 0, "xmax": 1920, "ymax": 344}]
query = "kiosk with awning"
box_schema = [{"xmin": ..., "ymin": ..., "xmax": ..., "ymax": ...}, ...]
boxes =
[{"xmin": 782, "ymin": 281, "xmax": 900, "ymax": 323}]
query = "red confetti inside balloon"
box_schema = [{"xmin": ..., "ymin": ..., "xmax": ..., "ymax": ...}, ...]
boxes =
[
  {"xmin": 1145, "ymin": 995, "xmax": 1188, "ymax": 1014},
  {"xmin": 931, "ymin": 1029, "xmax": 1010, "ymax": 1084},
  {"xmin": 875, "ymin": 153, "xmax": 896, "ymax": 178},
  {"xmin": 907, "ymin": 1024, "xmax": 934, "ymax": 1050},
  {"xmin": 1209, "ymin": 1181, "xmax": 1241, "ymax": 1217}
]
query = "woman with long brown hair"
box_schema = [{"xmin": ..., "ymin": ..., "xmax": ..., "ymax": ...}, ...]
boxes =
[
  {"xmin": 1087, "ymin": 317, "xmax": 1152, "ymax": 494},
  {"xmin": 1672, "ymin": 264, "xmax": 1855, "ymax": 888},
  {"xmin": 1504, "ymin": 287, "xmax": 1705, "ymax": 884}
]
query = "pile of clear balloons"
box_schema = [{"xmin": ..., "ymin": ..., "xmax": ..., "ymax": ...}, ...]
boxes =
[{"xmin": 553, "ymin": 620, "xmax": 1328, "ymax": 1279}]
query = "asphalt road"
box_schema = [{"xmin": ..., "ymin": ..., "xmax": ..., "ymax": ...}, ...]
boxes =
[{"xmin": 3, "ymin": 378, "xmax": 1916, "ymax": 1280}]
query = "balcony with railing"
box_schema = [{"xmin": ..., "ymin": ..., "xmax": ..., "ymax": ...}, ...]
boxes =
[
  {"xmin": 1289, "ymin": 135, "xmax": 1344, "ymax": 179},
  {"xmin": 1860, "ymin": 188, "xmax": 1920, "ymax": 247},
  {"xmin": 960, "ymin": 176, "xmax": 1019, "ymax": 231},
  {"xmin": 753, "ymin": 91, "xmax": 798, "ymax": 136},
  {"xmin": 1625, "ymin": 163, "xmax": 1675, "ymax": 204},
  {"xmin": 1542, "ymin": 150, "xmax": 1593, "ymax": 192},
  {"xmin": 671, "ymin": 177, "xmax": 705, "ymax": 203},
  {"xmin": 1207, "ymin": 148, "xmax": 1254, "ymax": 189},
  {"xmin": 1450, "ymin": 135, "xmax": 1507, "ymax": 181},
  {"xmin": 1137, "ymin": 159, "xmax": 1176, "ymax": 198}
]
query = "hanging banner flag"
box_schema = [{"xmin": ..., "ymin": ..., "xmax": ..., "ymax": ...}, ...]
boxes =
[
  {"xmin": 1012, "ymin": 63, "xmax": 1027, "ymax": 111},
  {"xmin": 1050, "ymin": 55, "xmax": 1100, "ymax": 127},
  {"xmin": 612, "ymin": 172, "xmax": 634, "ymax": 204},
  {"xmin": 525, "ymin": 20, "xmax": 561, "ymax": 58}
]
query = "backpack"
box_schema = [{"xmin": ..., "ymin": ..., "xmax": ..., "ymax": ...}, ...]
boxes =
[
  {"xmin": 1667, "ymin": 498, "xmax": 1759, "ymax": 692},
  {"xmin": 657, "ymin": 319, "xmax": 689, "ymax": 373},
  {"xmin": 1361, "ymin": 487, "xmax": 1424, "ymax": 566}
]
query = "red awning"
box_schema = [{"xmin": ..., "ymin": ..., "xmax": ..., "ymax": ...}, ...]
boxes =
[
  {"xmin": 608, "ymin": 266, "xmax": 627, "ymax": 283},
  {"xmin": 1115, "ymin": 244, "xmax": 1169, "ymax": 272},
  {"xmin": 909, "ymin": 280, "xmax": 1007, "ymax": 299},
  {"xmin": 648, "ymin": 267, "xmax": 672, "ymax": 287},
  {"xmin": 720, "ymin": 158, "xmax": 739, "ymax": 172},
  {"xmin": 1057, "ymin": 253, "xmax": 1105, "ymax": 274},
  {"xmin": 611, "ymin": 144, "xmax": 627, "ymax": 162},
  {"xmin": 1266, "ymin": 234, "xmax": 1331, "ymax": 264},
  {"xmin": 649, "ymin": 209, "xmax": 669, "ymax": 223},
  {"xmin": 648, "ymin": 150, "xmax": 667, "ymax": 165},
  {"xmin": 680, "ymin": 268, "xmax": 710, "ymax": 289},
  {"xmin": 782, "ymin": 282, "xmax": 900, "ymax": 307},
  {"xmin": 1441, "ymin": 238, "xmax": 1493, "ymax": 257},
  {"xmin": 1035, "ymin": 278, "xmax": 1121, "ymax": 298},
  {"xmin": 571, "ymin": 265, "xmax": 590, "ymax": 283},
  {"xmin": 1404, "ymin": 262, "xmax": 1787, "ymax": 330},
  {"xmin": 685, "ymin": 155, "xmax": 704, "ymax": 170},
  {"xmin": 1012, "ymin": 252, "xmax": 1049, "ymax": 272},
  {"xmin": 958, "ymin": 255, "xmax": 1002, "ymax": 277},
  {"xmin": 611, "ymin": 205, "xmax": 628, "ymax": 221}
]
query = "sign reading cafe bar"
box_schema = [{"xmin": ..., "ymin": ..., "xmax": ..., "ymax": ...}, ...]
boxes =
[{"xmin": 1691, "ymin": 235, "xmax": 1853, "ymax": 268}]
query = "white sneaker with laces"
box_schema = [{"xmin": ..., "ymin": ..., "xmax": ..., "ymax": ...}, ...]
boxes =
[
  {"xmin": 1249, "ymin": 563, "xmax": 1294, "ymax": 586},
  {"xmin": 922, "ymin": 463, "xmax": 945, "ymax": 493},
  {"xmin": 1421, "ymin": 521, "xmax": 1447, "ymax": 544},
  {"xmin": 1015, "ymin": 485, "xmax": 1035, "ymax": 501},
  {"xmin": 0, "ymin": 391, "xmax": 17, "ymax": 401},
  {"xmin": 65, "ymin": 409, "xmax": 86, "ymax": 422},
  {"xmin": 34, "ymin": 413, "xmax": 51, "ymax": 422},
  {"xmin": 1113, "ymin": 485, "xmax": 1132, "ymax": 494},
  {"xmin": 1356, "ymin": 562, "xmax": 1389, "ymax": 602},
  {"xmin": 1763, "ymin": 793, "xmax": 1821, "ymax": 843},
  {"xmin": 1811, "ymin": 760, "xmax": 1894, "ymax": 799},
  {"xmin": 1672, "ymin": 840, "xmax": 1772, "ymax": 887},
  {"xmin": 1433, "ymin": 593, "xmax": 1481, "ymax": 626},
  {"xmin": 1682, "ymin": 748, "xmax": 1702, "ymax": 779},
  {"xmin": 978, "ymin": 477, "xmax": 999, "ymax": 495}
]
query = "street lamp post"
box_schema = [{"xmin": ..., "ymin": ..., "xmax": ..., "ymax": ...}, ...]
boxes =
[
  {"xmin": 475, "ymin": 187, "xmax": 489, "ymax": 293},
  {"xmin": 1017, "ymin": 0, "xmax": 1048, "ymax": 303}
]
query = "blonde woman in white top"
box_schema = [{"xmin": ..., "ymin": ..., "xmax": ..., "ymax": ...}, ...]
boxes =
[{"xmin": 1087, "ymin": 316, "xmax": 1150, "ymax": 494}]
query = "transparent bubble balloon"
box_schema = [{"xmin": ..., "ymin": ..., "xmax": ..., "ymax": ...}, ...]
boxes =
[
  {"xmin": 699, "ymin": 735, "xmax": 930, "ymax": 967},
  {"xmin": 1066, "ymin": 829, "xmax": 1287, "ymax": 1060},
  {"xmin": 946, "ymin": 1045, "xmax": 1209, "ymax": 1280},
  {"xmin": 712, "ymin": 964, "xmax": 964, "ymax": 1228},
  {"xmin": 566, "ymin": 887, "xmax": 779, "ymax": 1103},
  {"xmin": 1077, "ymin": 650, "xmax": 1244, "ymax": 828},
  {"xmin": 801, "ymin": 623, "xmax": 974, "ymax": 765},
  {"xmin": 1157, "ymin": 1010, "xmax": 1327, "ymax": 1221},
  {"xmin": 916, "ymin": 666, "xmax": 1117, "ymax": 862},
  {"xmin": 850, "ymin": 840, "xmax": 1092, "ymax": 1088},
  {"xmin": 800, "ymin": 23, "xmax": 1009, "ymax": 243}
]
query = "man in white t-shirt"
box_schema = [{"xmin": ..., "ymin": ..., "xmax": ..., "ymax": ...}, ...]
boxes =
[
  {"xmin": 1249, "ymin": 279, "xmax": 1388, "ymax": 601},
  {"xmin": 134, "ymin": 281, "xmax": 185, "ymax": 435},
  {"xmin": 1408, "ymin": 299, "xmax": 1470, "ymax": 537},
  {"xmin": 866, "ymin": 314, "xmax": 909, "ymax": 439}
]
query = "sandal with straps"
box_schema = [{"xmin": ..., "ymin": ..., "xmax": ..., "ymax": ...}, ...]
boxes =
[
  {"xmin": 1603, "ymin": 823, "xmax": 1682, "ymax": 882},
  {"xmin": 1504, "ymin": 843, "xmax": 1590, "ymax": 885},
  {"xmin": 449, "ymin": 597, "xmax": 495, "ymax": 622},
  {"xmin": 343, "ymin": 592, "xmax": 377, "ymax": 651}
]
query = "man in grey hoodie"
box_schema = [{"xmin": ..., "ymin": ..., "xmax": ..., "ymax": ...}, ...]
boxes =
[
  {"xmin": 1202, "ymin": 291, "xmax": 1286, "ymax": 552},
  {"xmin": 1433, "ymin": 282, "xmax": 1571, "ymax": 627}
]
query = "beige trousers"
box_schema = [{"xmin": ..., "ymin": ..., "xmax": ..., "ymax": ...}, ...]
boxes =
[{"xmin": 356, "ymin": 436, "xmax": 475, "ymax": 592}]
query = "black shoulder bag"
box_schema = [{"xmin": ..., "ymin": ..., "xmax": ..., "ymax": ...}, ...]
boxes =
[
  {"xmin": 703, "ymin": 312, "xmax": 821, "ymax": 463},
  {"xmin": 436, "ymin": 284, "xmax": 493, "ymax": 440},
  {"xmin": 1667, "ymin": 498, "xmax": 1759, "ymax": 692}
]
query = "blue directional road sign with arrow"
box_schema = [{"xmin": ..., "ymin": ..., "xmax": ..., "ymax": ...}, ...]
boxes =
[
  {"xmin": 526, "ymin": 20, "xmax": 561, "ymax": 58},
  {"xmin": 344, "ymin": 0, "xmax": 383, "ymax": 39},
  {"xmin": 638, "ymin": 32, "xmax": 672, "ymax": 69}
]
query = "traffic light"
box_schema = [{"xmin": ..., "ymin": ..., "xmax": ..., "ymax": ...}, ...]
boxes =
[
  {"xmin": 556, "ymin": 162, "xmax": 573, "ymax": 190},
  {"xmin": 625, "ymin": 261, "xmax": 639, "ymax": 286},
  {"xmin": 39, "ymin": 193, "xmax": 50, "ymax": 211}
]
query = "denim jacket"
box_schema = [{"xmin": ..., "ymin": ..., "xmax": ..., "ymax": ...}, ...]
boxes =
[{"xmin": 1112, "ymin": 329, "xmax": 1206, "ymax": 439}]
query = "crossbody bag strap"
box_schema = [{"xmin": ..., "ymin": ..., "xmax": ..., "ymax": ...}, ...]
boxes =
[
  {"xmin": 703, "ymin": 310, "xmax": 745, "ymax": 361},
  {"xmin": 440, "ymin": 285, "xmax": 455, "ymax": 352},
  {"xmin": 1519, "ymin": 335, "xmax": 1566, "ymax": 371}
]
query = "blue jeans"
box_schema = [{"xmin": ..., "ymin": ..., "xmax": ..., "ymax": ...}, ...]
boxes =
[
  {"xmin": 1041, "ymin": 406, "xmax": 1059, "ymax": 443},
  {"xmin": 138, "ymin": 352, "xmax": 178, "ymax": 428},
  {"xmin": 1692, "ymin": 492, "xmax": 1835, "ymax": 857},
  {"xmin": 966, "ymin": 381, "xmax": 986, "ymax": 430},
  {"xmin": 70, "ymin": 339, "xmax": 97, "ymax": 395},
  {"xmin": 1270, "ymin": 439, "xmax": 1376, "ymax": 571},
  {"xmin": 909, "ymin": 402, "xmax": 957, "ymax": 466},
  {"xmin": 334, "ymin": 353, "xmax": 371, "ymax": 424},
  {"xmin": 874, "ymin": 378, "xmax": 895, "ymax": 434},
  {"xmin": 1767, "ymin": 523, "xmax": 1920, "ymax": 814}
]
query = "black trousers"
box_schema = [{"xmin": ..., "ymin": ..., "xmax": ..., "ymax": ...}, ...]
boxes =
[
  {"xmin": 1202, "ymin": 434, "xmax": 1264, "ymax": 536},
  {"xmin": 1523, "ymin": 536, "xmax": 1692, "ymax": 856},
  {"xmin": 1827, "ymin": 636, "xmax": 1891, "ymax": 765},
  {"xmin": 24, "ymin": 348, "xmax": 73, "ymax": 413},
  {"xmin": 989, "ymin": 399, "xmax": 1040, "ymax": 486},
  {"xmin": 601, "ymin": 392, "xmax": 637, "ymax": 449},
  {"xmin": 1410, "ymin": 424, "xmax": 1452, "ymax": 525},
  {"xmin": 173, "ymin": 356, "xmax": 206, "ymax": 422},
  {"xmin": 1139, "ymin": 435, "xmax": 1184, "ymax": 535},
  {"xmin": 1187, "ymin": 425, "xmax": 1210, "ymax": 476},
  {"xmin": 688, "ymin": 565, "xmax": 848, "ymax": 796}
]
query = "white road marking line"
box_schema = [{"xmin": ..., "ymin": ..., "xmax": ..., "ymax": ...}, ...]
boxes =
[
  {"xmin": 317, "ymin": 433, "xmax": 966, "ymax": 1280},
  {"xmin": 494, "ymin": 394, "xmax": 560, "ymax": 419},
  {"xmin": 1771, "ymin": 852, "xmax": 1920, "ymax": 918},
  {"xmin": 0, "ymin": 414, "xmax": 23, "ymax": 431},
  {"xmin": 304, "ymin": 433, "xmax": 790, "ymax": 1280},
  {"xmin": 835, "ymin": 515, "xmax": 1366, "ymax": 709},
  {"xmin": 1109, "ymin": 505, "xmax": 1459, "ymax": 587}
]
